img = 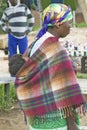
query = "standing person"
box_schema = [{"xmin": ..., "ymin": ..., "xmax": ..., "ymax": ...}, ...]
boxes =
[
  {"xmin": 9, "ymin": 3, "xmax": 86, "ymax": 130},
  {"xmin": 0, "ymin": 0, "xmax": 34, "ymax": 58}
]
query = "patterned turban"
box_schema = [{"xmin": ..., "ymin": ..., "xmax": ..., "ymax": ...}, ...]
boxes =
[{"xmin": 37, "ymin": 3, "xmax": 73, "ymax": 39}]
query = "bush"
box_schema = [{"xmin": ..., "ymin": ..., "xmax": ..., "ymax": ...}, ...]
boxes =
[{"xmin": 0, "ymin": 1, "xmax": 7, "ymax": 18}]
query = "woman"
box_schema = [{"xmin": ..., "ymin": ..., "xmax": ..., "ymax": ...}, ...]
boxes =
[{"xmin": 9, "ymin": 3, "xmax": 86, "ymax": 130}]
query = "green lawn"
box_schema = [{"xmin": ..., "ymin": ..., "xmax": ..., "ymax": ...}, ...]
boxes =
[{"xmin": 77, "ymin": 72, "xmax": 87, "ymax": 79}]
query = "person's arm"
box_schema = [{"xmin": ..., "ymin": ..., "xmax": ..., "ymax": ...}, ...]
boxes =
[
  {"xmin": 1, "ymin": 10, "xmax": 11, "ymax": 33},
  {"xmin": 25, "ymin": 6, "xmax": 35, "ymax": 34},
  {"xmin": 71, "ymin": 59, "xmax": 77, "ymax": 74},
  {"xmin": 67, "ymin": 116, "xmax": 79, "ymax": 130}
]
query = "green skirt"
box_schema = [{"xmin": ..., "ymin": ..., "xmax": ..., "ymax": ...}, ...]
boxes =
[{"xmin": 28, "ymin": 110, "xmax": 80, "ymax": 130}]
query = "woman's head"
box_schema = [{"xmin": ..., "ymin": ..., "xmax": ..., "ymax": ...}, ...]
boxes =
[
  {"xmin": 54, "ymin": 21, "xmax": 72, "ymax": 38},
  {"xmin": 37, "ymin": 3, "xmax": 73, "ymax": 38}
]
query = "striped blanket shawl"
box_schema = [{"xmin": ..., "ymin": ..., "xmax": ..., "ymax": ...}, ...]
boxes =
[{"xmin": 15, "ymin": 36, "xmax": 85, "ymax": 117}]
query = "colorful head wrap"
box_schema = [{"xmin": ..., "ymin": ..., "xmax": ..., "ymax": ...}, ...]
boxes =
[{"xmin": 37, "ymin": 3, "xmax": 73, "ymax": 39}]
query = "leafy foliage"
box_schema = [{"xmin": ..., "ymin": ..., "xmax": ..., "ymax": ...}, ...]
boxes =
[
  {"xmin": 41, "ymin": 0, "xmax": 51, "ymax": 10},
  {"xmin": 0, "ymin": 0, "xmax": 7, "ymax": 19},
  {"xmin": 63, "ymin": 0, "xmax": 77, "ymax": 10}
]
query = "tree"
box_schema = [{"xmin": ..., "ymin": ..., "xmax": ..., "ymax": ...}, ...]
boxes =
[
  {"xmin": 77, "ymin": 0, "xmax": 87, "ymax": 24},
  {"xmin": 0, "ymin": 0, "xmax": 2, "ymax": 7},
  {"xmin": 0, "ymin": 1, "xmax": 7, "ymax": 18},
  {"xmin": 63, "ymin": 0, "xmax": 77, "ymax": 10},
  {"xmin": 41, "ymin": 0, "xmax": 51, "ymax": 10}
]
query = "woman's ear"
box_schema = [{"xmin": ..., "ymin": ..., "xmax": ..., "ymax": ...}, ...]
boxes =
[
  {"xmin": 56, "ymin": 25, "xmax": 60, "ymax": 29},
  {"xmin": 55, "ymin": 23, "xmax": 59, "ymax": 29},
  {"xmin": 55, "ymin": 24, "xmax": 60, "ymax": 29}
]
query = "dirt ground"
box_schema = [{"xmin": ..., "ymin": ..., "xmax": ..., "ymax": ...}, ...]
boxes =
[
  {"xmin": 0, "ymin": 90, "xmax": 87, "ymax": 130},
  {"xmin": 0, "ymin": 102, "xmax": 87, "ymax": 130},
  {"xmin": 0, "ymin": 28, "xmax": 87, "ymax": 130},
  {"xmin": 0, "ymin": 103, "xmax": 29, "ymax": 130}
]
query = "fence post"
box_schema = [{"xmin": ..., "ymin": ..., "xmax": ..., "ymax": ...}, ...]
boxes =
[{"xmin": 81, "ymin": 56, "xmax": 87, "ymax": 73}]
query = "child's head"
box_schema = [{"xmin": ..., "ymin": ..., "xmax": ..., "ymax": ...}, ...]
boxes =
[{"xmin": 9, "ymin": 54, "xmax": 25, "ymax": 76}]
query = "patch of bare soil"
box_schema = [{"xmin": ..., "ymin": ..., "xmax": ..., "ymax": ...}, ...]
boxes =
[
  {"xmin": 0, "ymin": 103, "xmax": 29, "ymax": 130},
  {"xmin": 0, "ymin": 102, "xmax": 87, "ymax": 130}
]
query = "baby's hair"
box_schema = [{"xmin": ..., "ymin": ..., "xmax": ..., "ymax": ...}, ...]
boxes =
[{"xmin": 9, "ymin": 54, "xmax": 25, "ymax": 76}]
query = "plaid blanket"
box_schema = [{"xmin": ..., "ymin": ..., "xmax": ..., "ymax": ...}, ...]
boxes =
[{"xmin": 15, "ymin": 36, "xmax": 85, "ymax": 117}]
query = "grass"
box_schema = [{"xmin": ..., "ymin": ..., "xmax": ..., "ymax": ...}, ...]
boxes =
[
  {"xmin": 0, "ymin": 83, "xmax": 17, "ymax": 111},
  {"xmin": 77, "ymin": 72, "xmax": 87, "ymax": 79},
  {"xmin": 75, "ymin": 22, "xmax": 87, "ymax": 27},
  {"xmin": 0, "ymin": 27, "xmax": 6, "ymax": 34},
  {"xmin": 32, "ymin": 25, "xmax": 41, "ymax": 31}
]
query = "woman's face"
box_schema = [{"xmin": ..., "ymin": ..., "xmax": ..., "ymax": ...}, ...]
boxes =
[{"xmin": 58, "ymin": 21, "xmax": 71, "ymax": 38}]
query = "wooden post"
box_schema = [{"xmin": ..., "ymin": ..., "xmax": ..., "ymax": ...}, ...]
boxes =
[
  {"xmin": 72, "ymin": 10, "xmax": 76, "ymax": 27},
  {"xmin": 4, "ymin": 83, "xmax": 10, "ymax": 101},
  {"xmin": 37, "ymin": 0, "xmax": 42, "ymax": 26}
]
